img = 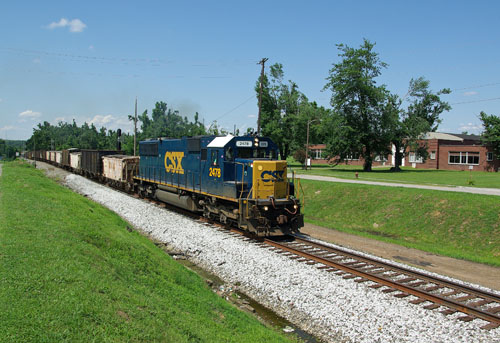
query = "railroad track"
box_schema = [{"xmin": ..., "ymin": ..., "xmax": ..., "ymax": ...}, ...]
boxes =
[
  {"xmin": 91, "ymin": 172, "xmax": 500, "ymax": 331},
  {"xmin": 255, "ymin": 235, "xmax": 500, "ymax": 330}
]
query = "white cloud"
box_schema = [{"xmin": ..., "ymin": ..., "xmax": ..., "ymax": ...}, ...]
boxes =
[
  {"xmin": 247, "ymin": 114, "xmax": 256, "ymax": 118},
  {"xmin": 463, "ymin": 91, "xmax": 478, "ymax": 96},
  {"xmin": 90, "ymin": 114, "xmax": 114, "ymax": 126},
  {"xmin": 54, "ymin": 117, "xmax": 65, "ymax": 123},
  {"xmin": 0, "ymin": 126, "xmax": 15, "ymax": 132},
  {"xmin": 459, "ymin": 122, "xmax": 482, "ymax": 133},
  {"xmin": 19, "ymin": 110, "xmax": 41, "ymax": 119},
  {"xmin": 47, "ymin": 18, "xmax": 68, "ymax": 29},
  {"xmin": 46, "ymin": 18, "xmax": 86, "ymax": 33}
]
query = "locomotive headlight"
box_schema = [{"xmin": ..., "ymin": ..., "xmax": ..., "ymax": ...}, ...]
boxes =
[
  {"xmin": 254, "ymin": 137, "xmax": 259, "ymax": 147},
  {"xmin": 263, "ymin": 206, "xmax": 269, "ymax": 211}
]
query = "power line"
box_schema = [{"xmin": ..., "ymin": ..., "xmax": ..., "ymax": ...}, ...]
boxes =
[
  {"xmin": 0, "ymin": 47, "xmax": 255, "ymax": 68},
  {"xmin": 213, "ymin": 95, "xmax": 255, "ymax": 122},
  {"xmin": 450, "ymin": 97, "xmax": 500, "ymax": 105},
  {"xmin": 452, "ymin": 82, "xmax": 500, "ymax": 91}
]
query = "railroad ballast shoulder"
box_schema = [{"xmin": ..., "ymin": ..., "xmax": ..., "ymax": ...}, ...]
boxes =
[{"xmin": 27, "ymin": 134, "xmax": 304, "ymax": 236}]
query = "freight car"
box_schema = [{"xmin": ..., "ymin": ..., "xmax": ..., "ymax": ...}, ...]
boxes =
[
  {"xmin": 102, "ymin": 155, "xmax": 139, "ymax": 191},
  {"xmin": 135, "ymin": 135, "xmax": 303, "ymax": 236},
  {"xmin": 80, "ymin": 149, "xmax": 123, "ymax": 178}
]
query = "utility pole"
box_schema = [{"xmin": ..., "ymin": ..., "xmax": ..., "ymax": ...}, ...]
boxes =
[
  {"xmin": 257, "ymin": 57, "xmax": 268, "ymax": 136},
  {"xmin": 134, "ymin": 97, "xmax": 138, "ymax": 156}
]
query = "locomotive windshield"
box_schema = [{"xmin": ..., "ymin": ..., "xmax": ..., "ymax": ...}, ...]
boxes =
[{"xmin": 238, "ymin": 147, "xmax": 276, "ymax": 159}]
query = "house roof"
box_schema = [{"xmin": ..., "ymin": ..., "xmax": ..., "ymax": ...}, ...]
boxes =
[
  {"xmin": 423, "ymin": 132, "xmax": 481, "ymax": 142},
  {"xmin": 449, "ymin": 133, "xmax": 481, "ymax": 141},
  {"xmin": 308, "ymin": 144, "xmax": 327, "ymax": 149},
  {"xmin": 423, "ymin": 132, "xmax": 463, "ymax": 141}
]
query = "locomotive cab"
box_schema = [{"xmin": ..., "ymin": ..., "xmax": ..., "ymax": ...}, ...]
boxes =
[{"xmin": 205, "ymin": 135, "xmax": 303, "ymax": 235}]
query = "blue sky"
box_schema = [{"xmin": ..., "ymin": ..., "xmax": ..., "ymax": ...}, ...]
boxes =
[{"xmin": 1, "ymin": 0, "xmax": 499, "ymax": 140}]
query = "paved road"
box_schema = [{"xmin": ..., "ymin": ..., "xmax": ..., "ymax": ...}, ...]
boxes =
[{"xmin": 290, "ymin": 173, "xmax": 500, "ymax": 196}]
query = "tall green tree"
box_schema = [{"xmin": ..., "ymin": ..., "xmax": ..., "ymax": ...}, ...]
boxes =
[
  {"xmin": 323, "ymin": 39, "xmax": 392, "ymax": 171},
  {"xmin": 257, "ymin": 63, "xmax": 305, "ymax": 160},
  {"xmin": 479, "ymin": 111, "xmax": 500, "ymax": 158},
  {"xmin": 390, "ymin": 77, "xmax": 451, "ymax": 171},
  {"xmin": 137, "ymin": 101, "xmax": 206, "ymax": 140}
]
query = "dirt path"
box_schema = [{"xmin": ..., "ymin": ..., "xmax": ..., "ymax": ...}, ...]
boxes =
[{"xmin": 302, "ymin": 223, "xmax": 500, "ymax": 291}]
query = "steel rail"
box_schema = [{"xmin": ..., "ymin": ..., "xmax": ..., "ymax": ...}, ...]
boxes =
[
  {"xmin": 291, "ymin": 236, "xmax": 500, "ymax": 302},
  {"xmin": 263, "ymin": 237, "xmax": 500, "ymax": 328}
]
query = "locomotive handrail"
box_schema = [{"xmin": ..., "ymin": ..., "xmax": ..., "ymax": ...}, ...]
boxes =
[
  {"xmin": 297, "ymin": 177, "xmax": 305, "ymax": 207},
  {"xmin": 234, "ymin": 161, "xmax": 250, "ymax": 200}
]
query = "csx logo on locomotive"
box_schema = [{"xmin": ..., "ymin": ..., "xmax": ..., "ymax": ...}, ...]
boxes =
[
  {"xmin": 164, "ymin": 151, "xmax": 184, "ymax": 174},
  {"xmin": 261, "ymin": 170, "xmax": 285, "ymax": 182}
]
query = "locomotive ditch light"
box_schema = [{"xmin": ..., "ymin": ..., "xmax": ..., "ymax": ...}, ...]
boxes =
[
  {"xmin": 263, "ymin": 206, "xmax": 269, "ymax": 211},
  {"xmin": 293, "ymin": 204, "xmax": 298, "ymax": 209}
]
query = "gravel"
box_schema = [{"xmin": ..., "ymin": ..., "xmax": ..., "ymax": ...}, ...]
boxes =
[{"xmin": 65, "ymin": 174, "xmax": 500, "ymax": 343}]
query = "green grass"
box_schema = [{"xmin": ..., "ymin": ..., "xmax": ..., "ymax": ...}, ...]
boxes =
[
  {"xmin": 299, "ymin": 179, "xmax": 500, "ymax": 266},
  {"xmin": 287, "ymin": 159, "xmax": 500, "ymax": 189},
  {"xmin": 0, "ymin": 161, "xmax": 294, "ymax": 343}
]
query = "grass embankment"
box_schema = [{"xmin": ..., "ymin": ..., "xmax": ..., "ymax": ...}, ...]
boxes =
[
  {"xmin": 0, "ymin": 161, "xmax": 293, "ymax": 343},
  {"xmin": 288, "ymin": 161, "xmax": 500, "ymax": 189},
  {"xmin": 300, "ymin": 179, "xmax": 500, "ymax": 266}
]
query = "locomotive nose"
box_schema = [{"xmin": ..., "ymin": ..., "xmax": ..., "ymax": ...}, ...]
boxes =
[{"xmin": 252, "ymin": 161, "xmax": 288, "ymax": 199}]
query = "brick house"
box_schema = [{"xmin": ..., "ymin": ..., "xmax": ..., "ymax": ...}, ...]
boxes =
[
  {"xmin": 307, "ymin": 132, "xmax": 499, "ymax": 172},
  {"xmin": 307, "ymin": 144, "xmax": 391, "ymax": 167},
  {"xmin": 405, "ymin": 132, "xmax": 498, "ymax": 172}
]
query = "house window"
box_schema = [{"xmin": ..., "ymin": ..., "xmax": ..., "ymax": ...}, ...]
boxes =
[
  {"xmin": 346, "ymin": 153, "xmax": 359, "ymax": 160},
  {"xmin": 467, "ymin": 152, "xmax": 479, "ymax": 164},
  {"xmin": 430, "ymin": 151, "xmax": 436, "ymax": 160},
  {"xmin": 409, "ymin": 152, "xmax": 423, "ymax": 163},
  {"xmin": 487, "ymin": 152, "xmax": 494, "ymax": 161},
  {"xmin": 448, "ymin": 152, "xmax": 479, "ymax": 165}
]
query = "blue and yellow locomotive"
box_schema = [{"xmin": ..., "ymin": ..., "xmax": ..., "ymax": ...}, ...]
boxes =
[{"xmin": 135, "ymin": 134, "xmax": 304, "ymax": 236}]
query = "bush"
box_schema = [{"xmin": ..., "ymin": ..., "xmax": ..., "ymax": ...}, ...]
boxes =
[{"xmin": 293, "ymin": 149, "xmax": 306, "ymax": 166}]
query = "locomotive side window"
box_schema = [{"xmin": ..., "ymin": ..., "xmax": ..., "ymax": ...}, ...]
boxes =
[
  {"xmin": 225, "ymin": 147, "xmax": 234, "ymax": 161},
  {"xmin": 201, "ymin": 149, "xmax": 207, "ymax": 161},
  {"xmin": 211, "ymin": 150, "xmax": 219, "ymax": 166}
]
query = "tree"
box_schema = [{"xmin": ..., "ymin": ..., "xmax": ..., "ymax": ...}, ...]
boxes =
[
  {"xmin": 257, "ymin": 63, "xmax": 306, "ymax": 160},
  {"xmin": 390, "ymin": 77, "xmax": 451, "ymax": 171},
  {"xmin": 137, "ymin": 101, "xmax": 206, "ymax": 140},
  {"xmin": 479, "ymin": 111, "xmax": 500, "ymax": 158},
  {"xmin": 323, "ymin": 39, "xmax": 392, "ymax": 171}
]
